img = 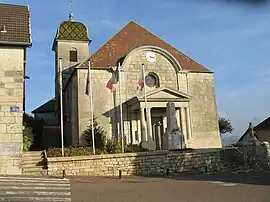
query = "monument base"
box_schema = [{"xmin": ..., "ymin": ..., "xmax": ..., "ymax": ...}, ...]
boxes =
[{"xmin": 142, "ymin": 141, "xmax": 156, "ymax": 151}]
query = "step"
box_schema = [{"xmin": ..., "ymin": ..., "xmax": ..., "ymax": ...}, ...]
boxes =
[
  {"xmin": 23, "ymin": 151, "xmax": 44, "ymax": 155},
  {"xmin": 22, "ymin": 152, "xmax": 44, "ymax": 158},
  {"xmin": 22, "ymin": 154, "xmax": 44, "ymax": 158},
  {"xmin": 22, "ymin": 163, "xmax": 46, "ymax": 167},
  {"xmin": 22, "ymin": 166, "xmax": 47, "ymax": 172},
  {"xmin": 22, "ymin": 156, "xmax": 44, "ymax": 161},
  {"xmin": 22, "ymin": 170, "xmax": 48, "ymax": 176},
  {"xmin": 22, "ymin": 159, "xmax": 46, "ymax": 164}
]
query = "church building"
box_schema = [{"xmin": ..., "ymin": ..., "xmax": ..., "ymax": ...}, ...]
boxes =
[{"xmin": 33, "ymin": 15, "xmax": 222, "ymax": 150}]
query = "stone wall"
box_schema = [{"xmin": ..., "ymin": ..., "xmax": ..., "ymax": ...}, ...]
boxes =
[
  {"xmin": 187, "ymin": 73, "xmax": 221, "ymax": 148},
  {"xmin": 47, "ymin": 142, "xmax": 270, "ymax": 177},
  {"xmin": 220, "ymin": 141, "xmax": 270, "ymax": 171},
  {"xmin": 0, "ymin": 46, "xmax": 25, "ymax": 174},
  {"xmin": 47, "ymin": 150, "xmax": 220, "ymax": 176},
  {"xmin": 77, "ymin": 68, "xmax": 114, "ymax": 144}
]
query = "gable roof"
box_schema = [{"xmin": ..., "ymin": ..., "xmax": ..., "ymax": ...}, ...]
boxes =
[
  {"xmin": 0, "ymin": 3, "xmax": 31, "ymax": 46},
  {"xmin": 254, "ymin": 117, "xmax": 270, "ymax": 131},
  {"xmin": 88, "ymin": 21, "xmax": 211, "ymax": 73},
  {"xmin": 237, "ymin": 128, "xmax": 259, "ymax": 143},
  {"xmin": 237, "ymin": 117, "xmax": 270, "ymax": 143},
  {"xmin": 32, "ymin": 99, "xmax": 55, "ymax": 113},
  {"xmin": 126, "ymin": 86, "xmax": 191, "ymax": 106}
]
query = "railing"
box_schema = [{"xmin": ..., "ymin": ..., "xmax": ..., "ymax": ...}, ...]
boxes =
[{"xmin": 43, "ymin": 149, "xmax": 48, "ymax": 160}]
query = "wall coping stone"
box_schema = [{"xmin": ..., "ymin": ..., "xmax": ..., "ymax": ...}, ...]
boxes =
[{"xmin": 47, "ymin": 149, "xmax": 222, "ymax": 163}]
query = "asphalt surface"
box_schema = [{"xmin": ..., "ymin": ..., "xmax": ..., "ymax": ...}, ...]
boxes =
[{"xmin": 70, "ymin": 171, "xmax": 270, "ymax": 202}]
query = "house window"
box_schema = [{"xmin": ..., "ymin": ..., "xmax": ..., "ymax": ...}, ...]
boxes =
[{"xmin": 70, "ymin": 48, "xmax": 77, "ymax": 62}]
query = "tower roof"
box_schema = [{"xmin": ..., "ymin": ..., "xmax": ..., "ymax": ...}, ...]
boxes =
[{"xmin": 52, "ymin": 20, "xmax": 90, "ymax": 50}]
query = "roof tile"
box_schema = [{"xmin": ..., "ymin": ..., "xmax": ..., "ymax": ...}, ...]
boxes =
[
  {"xmin": 89, "ymin": 21, "xmax": 211, "ymax": 72},
  {"xmin": 0, "ymin": 3, "xmax": 31, "ymax": 45}
]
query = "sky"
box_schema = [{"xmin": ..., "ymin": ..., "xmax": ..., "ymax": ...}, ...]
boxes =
[{"xmin": 1, "ymin": 0, "xmax": 270, "ymax": 142}]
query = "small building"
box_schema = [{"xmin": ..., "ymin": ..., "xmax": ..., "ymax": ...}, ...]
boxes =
[
  {"xmin": 237, "ymin": 117, "xmax": 270, "ymax": 144},
  {"xmin": 33, "ymin": 15, "xmax": 222, "ymax": 150},
  {"xmin": 0, "ymin": 3, "xmax": 32, "ymax": 174}
]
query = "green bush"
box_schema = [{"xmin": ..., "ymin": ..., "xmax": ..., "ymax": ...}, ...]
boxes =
[
  {"xmin": 23, "ymin": 135, "xmax": 32, "ymax": 151},
  {"xmin": 106, "ymin": 139, "xmax": 121, "ymax": 154},
  {"xmin": 82, "ymin": 117, "xmax": 107, "ymax": 150},
  {"xmin": 22, "ymin": 126, "xmax": 33, "ymax": 151},
  {"xmin": 124, "ymin": 144, "xmax": 148, "ymax": 153},
  {"xmin": 47, "ymin": 146, "xmax": 93, "ymax": 157}
]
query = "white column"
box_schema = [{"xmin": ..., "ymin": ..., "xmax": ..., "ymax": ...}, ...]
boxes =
[
  {"xmin": 163, "ymin": 116, "xmax": 167, "ymax": 134},
  {"xmin": 152, "ymin": 124, "xmax": 156, "ymax": 143},
  {"xmin": 185, "ymin": 107, "xmax": 192, "ymax": 139},
  {"xmin": 140, "ymin": 108, "xmax": 147, "ymax": 142},
  {"xmin": 175, "ymin": 108, "xmax": 181, "ymax": 128},
  {"xmin": 180, "ymin": 107, "xmax": 187, "ymax": 140},
  {"xmin": 157, "ymin": 122, "xmax": 162, "ymax": 150},
  {"xmin": 146, "ymin": 108, "xmax": 152, "ymax": 141}
]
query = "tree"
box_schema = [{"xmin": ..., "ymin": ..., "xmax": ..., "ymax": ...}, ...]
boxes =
[
  {"xmin": 82, "ymin": 117, "xmax": 107, "ymax": 150},
  {"xmin": 22, "ymin": 113, "xmax": 35, "ymax": 151},
  {"xmin": 218, "ymin": 117, "xmax": 233, "ymax": 135}
]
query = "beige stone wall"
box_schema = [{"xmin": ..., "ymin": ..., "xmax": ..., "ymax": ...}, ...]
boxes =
[
  {"xmin": 47, "ymin": 142, "xmax": 270, "ymax": 176},
  {"xmin": 123, "ymin": 50, "xmax": 178, "ymax": 101},
  {"xmin": 47, "ymin": 150, "xmax": 220, "ymax": 176},
  {"xmin": 73, "ymin": 48, "xmax": 221, "ymax": 149},
  {"xmin": 186, "ymin": 73, "xmax": 222, "ymax": 148},
  {"xmin": 0, "ymin": 46, "xmax": 25, "ymax": 174},
  {"xmin": 77, "ymin": 68, "xmax": 114, "ymax": 144},
  {"xmin": 121, "ymin": 50, "xmax": 179, "ymax": 143},
  {"xmin": 63, "ymin": 70, "xmax": 77, "ymax": 146},
  {"xmin": 55, "ymin": 41, "xmax": 89, "ymax": 70}
]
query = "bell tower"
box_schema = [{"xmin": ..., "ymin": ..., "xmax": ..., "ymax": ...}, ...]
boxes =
[{"xmin": 52, "ymin": 0, "xmax": 91, "ymax": 102}]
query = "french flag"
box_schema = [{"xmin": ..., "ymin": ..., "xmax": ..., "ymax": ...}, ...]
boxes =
[
  {"xmin": 106, "ymin": 70, "xmax": 118, "ymax": 92},
  {"xmin": 138, "ymin": 68, "xmax": 144, "ymax": 88}
]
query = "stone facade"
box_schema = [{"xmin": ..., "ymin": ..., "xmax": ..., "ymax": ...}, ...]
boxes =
[
  {"xmin": 47, "ymin": 150, "xmax": 221, "ymax": 176},
  {"xmin": 0, "ymin": 46, "xmax": 25, "ymax": 174},
  {"xmin": 72, "ymin": 48, "xmax": 222, "ymax": 149}
]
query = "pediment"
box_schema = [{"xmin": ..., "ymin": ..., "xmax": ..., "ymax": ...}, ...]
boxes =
[{"xmin": 137, "ymin": 87, "xmax": 191, "ymax": 101}]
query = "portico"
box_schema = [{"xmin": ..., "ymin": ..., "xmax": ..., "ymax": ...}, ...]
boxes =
[{"xmin": 126, "ymin": 87, "xmax": 193, "ymax": 150}]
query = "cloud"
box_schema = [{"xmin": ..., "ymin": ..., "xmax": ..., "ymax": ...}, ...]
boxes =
[
  {"xmin": 100, "ymin": 20, "xmax": 119, "ymax": 29},
  {"xmin": 86, "ymin": 20, "xmax": 120, "ymax": 30}
]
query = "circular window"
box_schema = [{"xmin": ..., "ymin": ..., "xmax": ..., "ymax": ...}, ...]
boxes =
[{"xmin": 145, "ymin": 75, "xmax": 157, "ymax": 87}]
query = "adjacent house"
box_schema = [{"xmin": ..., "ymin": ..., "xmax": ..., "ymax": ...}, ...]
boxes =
[
  {"xmin": 237, "ymin": 117, "xmax": 270, "ymax": 145},
  {"xmin": 0, "ymin": 3, "xmax": 31, "ymax": 174}
]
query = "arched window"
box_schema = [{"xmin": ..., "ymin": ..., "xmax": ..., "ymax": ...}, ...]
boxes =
[
  {"xmin": 69, "ymin": 48, "xmax": 77, "ymax": 62},
  {"xmin": 145, "ymin": 72, "xmax": 160, "ymax": 88}
]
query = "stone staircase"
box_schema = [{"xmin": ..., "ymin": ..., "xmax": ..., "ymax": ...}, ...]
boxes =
[{"xmin": 22, "ymin": 151, "xmax": 48, "ymax": 176}]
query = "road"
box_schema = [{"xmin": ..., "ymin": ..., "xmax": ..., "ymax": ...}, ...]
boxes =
[
  {"xmin": 70, "ymin": 172, "xmax": 270, "ymax": 202},
  {"xmin": 0, "ymin": 172, "xmax": 269, "ymax": 201}
]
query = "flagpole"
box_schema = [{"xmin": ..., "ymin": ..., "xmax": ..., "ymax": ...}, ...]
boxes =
[
  {"xmin": 88, "ymin": 60, "xmax": 96, "ymax": 155},
  {"xmin": 142, "ymin": 63, "xmax": 148, "ymax": 141},
  {"xmin": 118, "ymin": 62, "xmax": 124, "ymax": 153},
  {"xmin": 59, "ymin": 58, "xmax": 65, "ymax": 157}
]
